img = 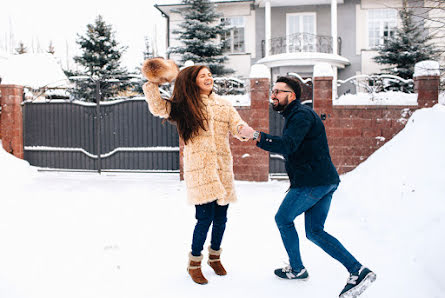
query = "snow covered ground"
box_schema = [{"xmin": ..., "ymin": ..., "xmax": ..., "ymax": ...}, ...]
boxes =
[{"xmin": 0, "ymin": 104, "xmax": 444, "ymax": 298}]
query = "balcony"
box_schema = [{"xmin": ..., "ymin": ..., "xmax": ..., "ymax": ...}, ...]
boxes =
[
  {"xmin": 261, "ymin": 32, "xmax": 342, "ymax": 57},
  {"xmin": 258, "ymin": 33, "xmax": 349, "ymax": 69}
]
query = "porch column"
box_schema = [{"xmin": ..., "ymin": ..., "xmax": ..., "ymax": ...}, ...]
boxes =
[
  {"xmin": 331, "ymin": 0, "xmax": 338, "ymax": 55},
  {"xmin": 331, "ymin": 0, "xmax": 338, "ymax": 100},
  {"xmin": 265, "ymin": 0, "xmax": 271, "ymax": 57}
]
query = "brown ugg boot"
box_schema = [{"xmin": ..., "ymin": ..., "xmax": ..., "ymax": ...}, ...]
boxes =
[
  {"xmin": 208, "ymin": 247, "xmax": 227, "ymax": 276},
  {"xmin": 188, "ymin": 253, "xmax": 208, "ymax": 285}
]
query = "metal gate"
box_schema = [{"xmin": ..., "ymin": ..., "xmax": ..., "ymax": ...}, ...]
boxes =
[
  {"xmin": 269, "ymin": 75, "xmax": 313, "ymax": 175},
  {"xmin": 23, "ymin": 98, "xmax": 179, "ymax": 172}
]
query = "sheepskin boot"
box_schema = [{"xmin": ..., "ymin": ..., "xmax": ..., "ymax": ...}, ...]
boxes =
[
  {"xmin": 208, "ymin": 247, "xmax": 227, "ymax": 276},
  {"xmin": 188, "ymin": 253, "xmax": 208, "ymax": 285}
]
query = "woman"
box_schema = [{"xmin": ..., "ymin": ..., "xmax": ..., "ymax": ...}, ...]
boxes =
[{"xmin": 143, "ymin": 63, "xmax": 249, "ymax": 285}]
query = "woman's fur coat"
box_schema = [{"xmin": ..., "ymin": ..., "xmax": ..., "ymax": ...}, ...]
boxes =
[{"xmin": 142, "ymin": 81, "xmax": 247, "ymax": 206}]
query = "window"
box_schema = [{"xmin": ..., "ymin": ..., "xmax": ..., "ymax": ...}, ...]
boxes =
[
  {"xmin": 367, "ymin": 9, "xmax": 397, "ymax": 48},
  {"xmin": 286, "ymin": 13, "xmax": 316, "ymax": 52},
  {"xmin": 222, "ymin": 16, "xmax": 245, "ymax": 53}
]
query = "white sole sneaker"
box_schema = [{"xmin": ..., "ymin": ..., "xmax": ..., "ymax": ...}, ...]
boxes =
[{"xmin": 340, "ymin": 271, "xmax": 377, "ymax": 298}]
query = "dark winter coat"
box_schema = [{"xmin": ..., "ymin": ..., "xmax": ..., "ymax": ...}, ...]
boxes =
[{"xmin": 256, "ymin": 100, "xmax": 340, "ymax": 188}]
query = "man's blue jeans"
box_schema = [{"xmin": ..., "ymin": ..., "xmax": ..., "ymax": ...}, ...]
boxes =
[
  {"xmin": 191, "ymin": 200, "xmax": 228, "ymax": 257},
  {"xmin": 275, "ymin": 184, "xmax": 362, "ymax": 274}
]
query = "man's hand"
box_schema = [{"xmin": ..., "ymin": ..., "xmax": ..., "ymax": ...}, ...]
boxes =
[{"xmin": 239, "ymin": 125, "xmax": 256, "ymax": 139}]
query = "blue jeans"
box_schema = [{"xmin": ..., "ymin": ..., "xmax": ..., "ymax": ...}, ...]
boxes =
[
  {"xmin": 191, "ymin": 201, "xmax": 229, "ymax": 257},
  {"xmin": 275, "ymin": 184, "xmax": 362, "ymax": 274}
]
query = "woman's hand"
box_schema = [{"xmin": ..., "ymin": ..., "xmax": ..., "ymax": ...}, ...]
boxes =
[{"xmin": 238, "ymin": 125, "xmax": 256, "ymax": 139}]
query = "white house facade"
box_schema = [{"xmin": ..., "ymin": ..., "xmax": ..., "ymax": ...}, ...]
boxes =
[{"xmin": 155, "ymin": 0, "xmax": 433, "ymax": 96}]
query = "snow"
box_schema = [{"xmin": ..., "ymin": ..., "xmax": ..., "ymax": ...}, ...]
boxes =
[
  {"xmin": 335, "ymin": 91, "xmax": 418, "ymax": 105},
  {"xmin": 1, "ymin": 105, "xmax": 445, "ymax": 298},
  {"xmin": 249, "ymin": 64, "xmax": 270, "ymax": 79},
  {"xmin": 413, "ymin": 60, "xmax": 440, "ymax": 77},
  {"xmin": 313, "ymin": 62, "xmax": 333, "ymax": 77},
  {"xmin": 224, "ymin": 94, "xmax": 250, "ymax": 107},
  {"xmin": 0, "ymin": 53, "xmax": 69, "ymax": 89}
]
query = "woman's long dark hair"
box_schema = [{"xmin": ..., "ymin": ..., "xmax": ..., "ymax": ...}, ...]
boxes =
[{"xmin": 168, "ymin": 65, "xmax": 208, "ymax": 144}]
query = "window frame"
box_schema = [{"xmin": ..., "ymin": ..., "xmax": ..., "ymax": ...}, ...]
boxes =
[
  {"xmin": 222, "ymin": 16, "xmax": 246, "ymax": 54},
  {"xmin": 285, "ymin": 12, "xmax": 317, "ymax": 53},
  {"xmin": 366, "ymin": 8, "xmax": 398, "ymax": 49}
]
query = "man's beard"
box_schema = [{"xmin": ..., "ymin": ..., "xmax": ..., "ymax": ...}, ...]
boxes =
[{"xmin": 271, "ymin": 95, "xmax": 289, "ymax": 112}]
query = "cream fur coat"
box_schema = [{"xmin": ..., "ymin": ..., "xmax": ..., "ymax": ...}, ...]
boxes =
[{"xmin": 143, "ymin": 82, "xmax": 247, "ymax": 205}]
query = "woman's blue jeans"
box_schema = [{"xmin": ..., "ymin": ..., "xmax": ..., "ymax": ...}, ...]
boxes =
[
  {"xmin": 191, "ymin": 200, "xmax": 228, "ymax": 257},
  {"xmin": 275, "ymin": 184, "xmax": 362, "ymax": 274}
]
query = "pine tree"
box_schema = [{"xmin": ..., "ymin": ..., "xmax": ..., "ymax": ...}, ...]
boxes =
[
  {"xmin": 69, "ymin": 15, "xmax": 129, "ymax": 101},
  {"xmin": 168, "ymin": 0, "xmax": 233, "ymax": 76},
  {"xmin": 374, "ymin": 7, "xmax": 438, "ymax": 80},
  {"xmin": 15, "ymin": 41, "xmax": 27, "ymax": 54}
]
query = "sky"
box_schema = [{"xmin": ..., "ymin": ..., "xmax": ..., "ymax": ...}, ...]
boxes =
[
  {"xmin": 0, "ymin": 0, "xmax": 167, "ymax": 71},
  {"xmin": 0, "ymin": 103, "xmax": 444, "ymax": 298}
]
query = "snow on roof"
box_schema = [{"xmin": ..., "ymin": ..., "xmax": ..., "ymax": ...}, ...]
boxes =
[
  {"xmin": 0, "ymin": 53, "xmax": 69, "ymax": 89},
  {"xmin": 414, "ymin": 60, "xmax": 440, "ymax": 77}
]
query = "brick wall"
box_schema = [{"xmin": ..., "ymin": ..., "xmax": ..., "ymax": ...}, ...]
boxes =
[
  {"xmin": 0, "ymin": 85, "xmax": 24, "ymax": 158},
  {"xmin": 179, "ymin": 78, "xmax": 270, "ymax": 182},
  {"xmin": 313, "ymin": 75, "xmax": 439, "ymax": 174},
  {"xmin": 230, "ymin": 78, "xmax": 269, "ymax": 181}
]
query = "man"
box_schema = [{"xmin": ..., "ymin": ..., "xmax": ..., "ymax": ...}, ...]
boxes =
[{"xmin": 239, "ymin": 76, "xmax": 376, "ymax": 298}]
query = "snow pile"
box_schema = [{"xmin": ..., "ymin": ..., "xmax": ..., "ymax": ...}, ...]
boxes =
[
  {"xmin": 249, "ymin": 64, "xmax": 270, "ymax": 79},
  {"xmin": 0, "ymin": 53, "xmax": 69, "ymax": 89},
  {"xmin": 335, "ymin": 91, "xmax": 418, "ymax": 105},
  {"xmin": 313, "ymin": 62, "xmax": 333, "ymax": 77},
  {"xmin": 413, "ymin": 60, "xmax": 440, "ymax": 77},
  {"xmin": 440, "ymin": 92, "xmax": 445, "ymax": 105},
  {"xmin": 0, "ymin": 140, "xmax": 36, "ymax": 184},
  {"xmin": 335, "ymin": 104, "xmax": 445, "ymax": 296}
]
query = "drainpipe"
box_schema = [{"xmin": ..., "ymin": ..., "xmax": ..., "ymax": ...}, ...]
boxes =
[
  {"xmin": 154, "ymin": 4, "xmax": 170, "ymax": 58},
  {"xmin": 265, "ymin": 0, "xmax": 271, "ymax": 57}
]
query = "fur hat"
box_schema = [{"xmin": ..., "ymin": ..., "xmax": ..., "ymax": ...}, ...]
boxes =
[{"xmin": 141, "ymin": 57, "xmax": 179, "ymax": 84}]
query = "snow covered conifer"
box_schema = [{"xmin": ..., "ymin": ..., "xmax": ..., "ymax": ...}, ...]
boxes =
[
  {"xmin": 374, "ymin": 6, "xmax": 438, "ymax": 80},
  {"xmin": 168, "ymin": 0, "xmax": 233, "ymax": 76},
  {"xmin": 70, "ymin": 15, "xmax": 129, "ymax": 101}
]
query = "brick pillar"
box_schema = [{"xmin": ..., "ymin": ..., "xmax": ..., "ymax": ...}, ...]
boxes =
[
  {"xmin": 415, "ymin": 76, "xmax": 440, "ymax": 108},
  {"xmin": 312, "ymin": 63, "xmax": 333, "ymax": 119},
  {"xmin": 0, "ymin": 85, "xmax": 24, "ymax": 159},
  {"xmin": 231, "ymin": 78, "xmax": 270, "ymax": 181},
  {"xmin": 414, "ymin": 60, "xmax": 440, "ymax": 108}
]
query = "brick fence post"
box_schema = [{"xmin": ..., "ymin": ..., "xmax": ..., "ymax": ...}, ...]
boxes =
[
  {"xmin": 231, "ymin": 68, "xmax": 270, "ymax": 182},
  {"xmin": 414, "ymin": 60, "xmax": 440, "ymax": 108},
  {"xmin": 312, "ymin": 63, "xmax": 334, "ymax": 118},
  {"xmin": 0, "ymin": 84, "xmax": 24, "ymax": 159}
]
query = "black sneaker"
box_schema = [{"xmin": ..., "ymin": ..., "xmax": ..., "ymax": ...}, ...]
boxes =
[
  {"xmin": 274, "ymin": 265, "xmax": 309, "ymax": 280},
  {"xmin": 339, "ymin": 266, "xmax": 376, "ymax": 297}
]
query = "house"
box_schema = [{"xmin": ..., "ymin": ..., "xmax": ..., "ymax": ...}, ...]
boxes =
[{"xmin": 154, "ymin": 0, "xmax": 434, "ymax": 95}]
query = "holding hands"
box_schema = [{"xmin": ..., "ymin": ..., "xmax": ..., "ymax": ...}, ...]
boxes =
[{"xmin": 239, "ymin": 125, "xmax": 259, "ymax": 141}]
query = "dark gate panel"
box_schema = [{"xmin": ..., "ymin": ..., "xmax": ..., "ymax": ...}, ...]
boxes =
[
  {"xmin": 268, "ymin": 106, "xmax": 286, "ymax": 174},
  {"xmin": 23, "ymin": 99, "xmax": 179, "ymax": 172},
  {"xmin": 269, "ymin": 75, "xmax": 313, "ymax": 175}
]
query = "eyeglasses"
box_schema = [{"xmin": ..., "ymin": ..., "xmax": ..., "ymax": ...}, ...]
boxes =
[{"xmin": 271, "ymin": 89, "xmax": 293, "ymax": 96}]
